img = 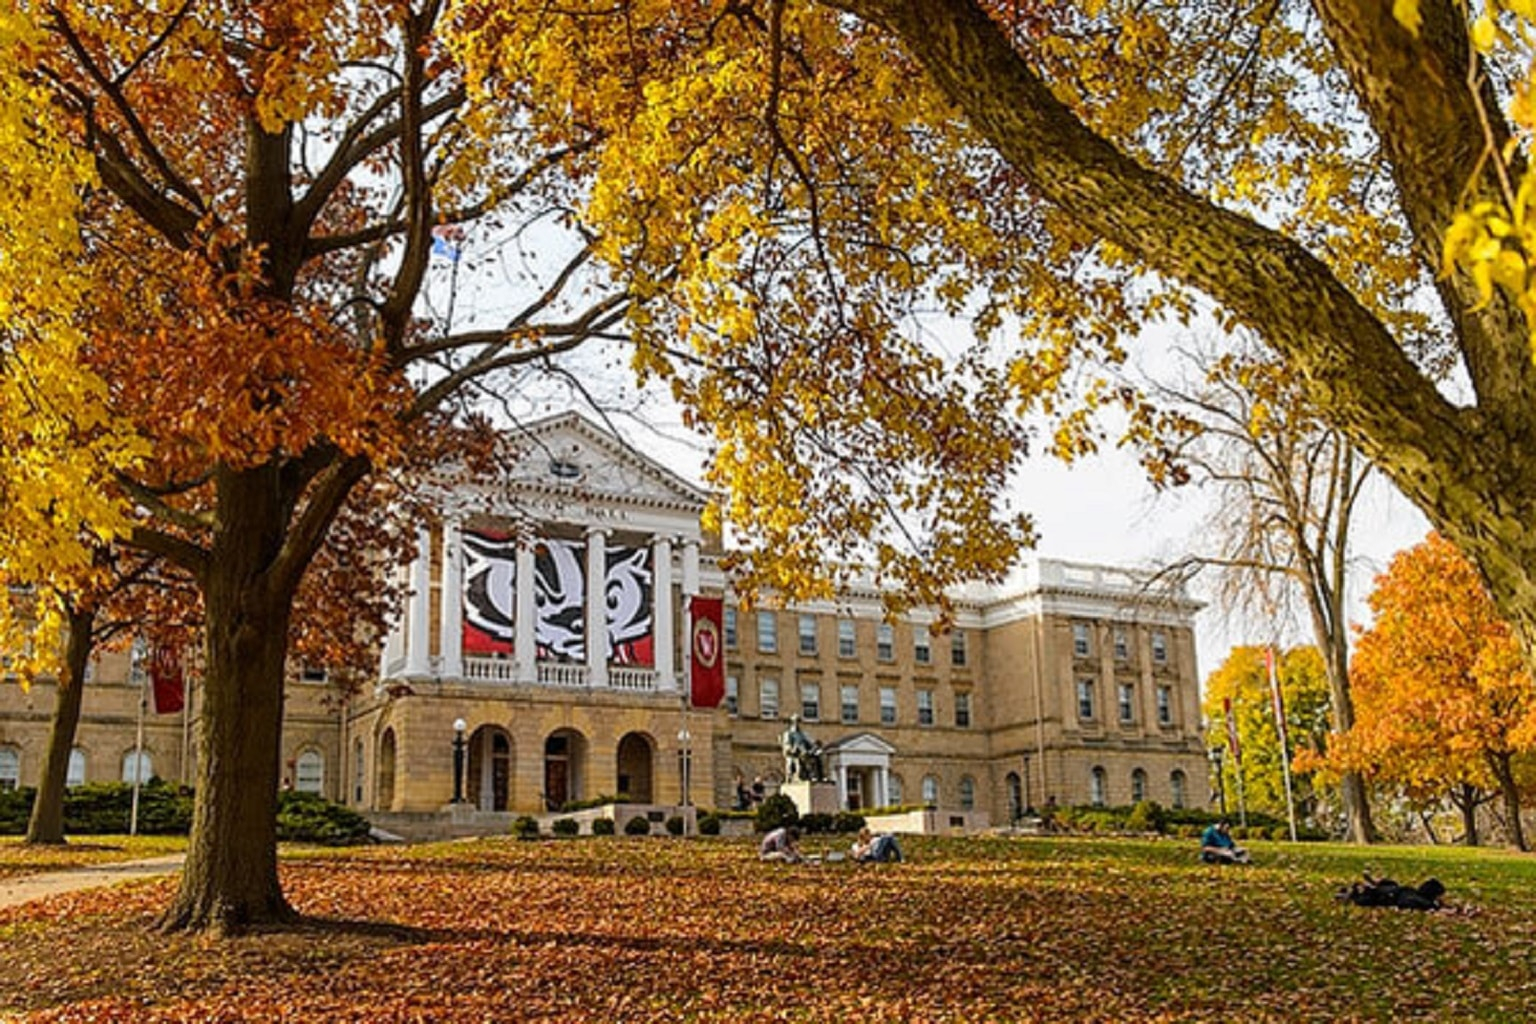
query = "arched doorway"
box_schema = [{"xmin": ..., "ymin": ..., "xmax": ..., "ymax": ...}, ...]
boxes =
[
  {"xmin": 1005, "ymin": 771, "xmax": 1023, "ymax": 822},
  {"xmin": 468, "ymin": 726, "xmax": 513, "ymax": 812},
  {"xmin": 377, "ymin": 728, "xmax": 397, "ymax": 810},
  {"xmin": 616, "ymin": 732, "xmax": 655, "ymax": 803},
  {"xmin": 543, "ymin": 729, "xmax": 586, "ymax": 811}
]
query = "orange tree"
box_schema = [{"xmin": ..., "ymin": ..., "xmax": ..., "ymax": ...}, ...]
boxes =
[
  {"xmin": 1325, "ymin": 534, "xmax": 1536, "ymax": 849},
  {"xmin": 448, "ymin": 2, "xmax": 1536, "ymax": 706},
  {"xmin": 4, "ymin": 0, "xmax": 1031, "ymax": 933}
]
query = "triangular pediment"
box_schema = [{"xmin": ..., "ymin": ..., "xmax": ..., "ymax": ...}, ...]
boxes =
[{"xmin": 824, "ymin": 732, "xmax": 897, "ymax": 756}]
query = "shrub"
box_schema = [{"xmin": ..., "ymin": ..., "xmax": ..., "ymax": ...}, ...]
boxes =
[
  {"xmin": 1125, "ymin": 800, "xmax": 1168, "ymax": 834},
  {"xmin": 797, "ymin": 812, "xmax": 834, "ymax": 834},
  {"xmin": 665, "ymin": 815, "xmax": 684, "ymax": 836},
  {"xmin": 590, "ymin": 817, "xmax": 616, "ymax": 836},
  {"xmin": 0, "ymin": 786, "xmax": 35, "ymax": 834},
  {"xmin": 512, "ymin": 815, "xmax": 541, "ymax": 840},
  {"xmin": 276, "ymin": 790, "xmax": 371, "ymax": 845},
  {"xmin": 624, "ymin": 815, "xmax": 651, "ymax": 836},
  {"xmin": 832, "ymin": 811, "xmax": 867, "ymax": 834},
  {"xmin": 755, "ymin": 793, "xmax": 799, "ymax": 833},
  {"xmin": 697, "ymin": 812, "xmax": 721, "ymax": 836},
  {"xmin": 551, "ymin": 817, "xmax": 579, "ymax": 837},
  {"xmin": 559, "ymin": 794, "xmax": 632, "ymax": 812}
]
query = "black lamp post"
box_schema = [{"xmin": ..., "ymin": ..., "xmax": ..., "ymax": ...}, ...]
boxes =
[
  {"xmin": 1208, "ymin": 746, "xmax": 1227, "ymax": 818},
  {"xmin": 452, "ymin": 718, "xmax": 468, "ymax": 804}
]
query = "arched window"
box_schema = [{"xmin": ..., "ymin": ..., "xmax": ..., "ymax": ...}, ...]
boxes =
[
  {"xmin": 1090, "ymin": 766, "xmax": 1108, "ymax": 807},
  {"xmin": 67, "ymin": 748, "xmax": 86, "ymax": 788},
  {"xmin": 377, "ymin": 729, "xmax": 397, "ymax": 810},
  {"xmin": 921, "ymin": 775, "xmax": 939, "ymax": 806},
  {"xmin": 1170, "ymin": 769, "xmax": 1187, "ymax": 810},
  {"xmin": 1131, "ymin": 768, "xmax": 1148, "ymax": 804},
  {"xmin": 352, "ymin": 739, "xmax": 365, "ymax": 804},
  {"xmin": 295, "ymin": 750, "xmax": 324, "ymax": 794},
  {"xmin": 0, "ymin": 746, "xmax": 19, "ymax": 791},
  {"xmin": 1005, "ymin": 771, "xmax": 1023, "ymax": 821},
  {"xmin": 958, "ymin": 775, "xmax": 976, "ymax": 811},
  {"xmin": 121, "ymin": 750, "xmax": 153, "ymax": 785}
]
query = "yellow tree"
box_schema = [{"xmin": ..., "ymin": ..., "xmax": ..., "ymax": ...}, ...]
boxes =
[
  {"xmin": 1203, "ymin": 645, "xmax": 1331, "ymax": 825},
  {"xmin": 448, "ymin": 1, "xmax": 1536, "ymax": 700},
  {"xmin": 1328, "ymin": 534, "xmax": 1536, "ymax": 849}
]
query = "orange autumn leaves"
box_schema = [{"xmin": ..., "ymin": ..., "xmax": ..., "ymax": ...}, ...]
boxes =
[{"xmin": 1323, "ymin": 534, "xmax": 1536, "ymax": 807}]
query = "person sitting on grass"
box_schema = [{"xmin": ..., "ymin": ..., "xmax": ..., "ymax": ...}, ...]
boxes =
[
  {"xmin": 759, "ymin": 825, "xmax": 805, "ymax": 863},
  {"xmin": 1200, "ymin": 820, "xmax": 1251, "ymax": 864},
  {"xmin": 851, "ymin": 826, "xmax": 903, "ymax": 864}
]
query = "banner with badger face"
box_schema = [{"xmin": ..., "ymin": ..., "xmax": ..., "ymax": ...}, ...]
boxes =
[{"xmin": 461, "ymin": 530, "xmax": 654, "ymax": 666}]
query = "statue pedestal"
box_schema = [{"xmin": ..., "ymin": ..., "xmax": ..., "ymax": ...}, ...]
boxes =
[{"xmin": 781, "ymin": 780, "xmax": 840, "ymax": 817}]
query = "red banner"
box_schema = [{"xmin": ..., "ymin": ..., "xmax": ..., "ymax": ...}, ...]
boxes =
[
  {"xmin": 689, "ymin": 597, "xmax": 725, "ymax": 709},
  {"xmin": 150, "ymin": 646, "xmax": 185, "ymax": 715}
]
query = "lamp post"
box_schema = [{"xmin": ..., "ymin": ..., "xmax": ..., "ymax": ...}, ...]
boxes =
[
  {"xmin": 452, "ymin": 718, "xmax": 468, "ymax": 805},
  {"xmin": 1208, "ymin": 746, "xmax": 1227, "ymax": 818},
  {"xmin": 678, "ymin": 723, "xmax": 692, "ymax": 833}
]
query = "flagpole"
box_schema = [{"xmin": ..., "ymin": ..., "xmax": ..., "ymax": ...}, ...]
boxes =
[
  {"xmin": 1269, "ymin": 645, "xmax": 1299, "ymax": 842},
  {"xmin": 679, "ymin": 594, "xmax": 693, "ymax": 833}
]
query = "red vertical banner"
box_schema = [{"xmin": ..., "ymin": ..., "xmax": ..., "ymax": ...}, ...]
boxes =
[
  {"xmin": 150, "ymin": 646, "xmax": 185, "ymax": 715},
  {"xmin": 690, "ymin": 597, "xmax": 725, "ymax": 709},
  {"xmin": 1223, "ymin": 696, "xmax": 1241, "ymax": 764}
]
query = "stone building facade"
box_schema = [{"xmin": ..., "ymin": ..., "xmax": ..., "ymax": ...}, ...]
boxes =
[{"xmin": 0, "ymin": 412, "xmax": 1209, "ymax": 829}]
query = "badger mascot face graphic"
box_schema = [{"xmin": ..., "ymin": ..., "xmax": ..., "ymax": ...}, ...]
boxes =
[{"xmin": 461, "ymin": 530, "xmax": 653, "ymax": 665}]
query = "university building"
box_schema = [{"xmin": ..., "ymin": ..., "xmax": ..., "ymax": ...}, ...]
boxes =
[{"xmin": 0, "ymin": 412, "xmax": 1210, "ymax": 831}]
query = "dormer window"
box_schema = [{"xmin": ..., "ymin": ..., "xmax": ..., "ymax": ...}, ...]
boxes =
[{"xmin": 549, "ymin": 458, "xmax": 582, "ymax": 480}]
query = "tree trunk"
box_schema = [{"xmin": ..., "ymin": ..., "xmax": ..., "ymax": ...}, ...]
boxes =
[
  {"xmin": 1490, "ymin": 752, "xmax": 1527, "ymax": 851},
  {"xmin": 1455, "ymin": 783, "xmax": 1480, "ymax": 847},
  {"xmin": 160, "ymin": 467, "xmax": 297, "ymax": 934},
  {"xmin": 24, "ymin": 604, "xmax": 95, "ymax": 845},
  {"xmin": 1316, "ymin": 624, "xmax": 1377, "ymax": 844}
]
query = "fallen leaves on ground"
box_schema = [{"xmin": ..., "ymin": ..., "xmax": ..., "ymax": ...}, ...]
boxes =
[
  {"xmin": 0, "ymin": 835, "xmax": 186, "ymax": 879},
  {"xmin": 2, "ymin": 835, "xmax": 1533, "ymax": 1022}
]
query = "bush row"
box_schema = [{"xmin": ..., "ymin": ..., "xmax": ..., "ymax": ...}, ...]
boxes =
[{"xmin": 1047, "ymin": 801, "xmax": 1327, "ymax": 841}]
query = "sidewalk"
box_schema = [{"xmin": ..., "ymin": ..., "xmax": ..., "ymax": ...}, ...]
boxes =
[{"xmin": 0, "ymin": 854, "xmax": 185, "ymax": 910}]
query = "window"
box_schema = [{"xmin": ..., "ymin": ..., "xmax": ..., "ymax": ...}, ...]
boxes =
[
  {"xmin": 1090, "ymin": 766, "xmax": 1108, "ymax": 807},
  {"xmin": 121, "ymin": 750, "xmax": 152, "ymax": 785},
  {"xmin": 959, "ymin": 776, "xmax": 976, "ymax": 811},
  {"xmin": 954, "ymin": 691, "xmax": 972, "ymax": 728},
  {"xmin": 914, "ymin": 627, "xmax": 931, "ymax": 665},
  {"xmin": 1113, "ymin": 628, "xmax": 1129, "ymax": 661},
  {"xmin": 876, "ymin": 623, "xmax": 895, "ymax": 662},
  {"xmin": 838, "ymin": 619, "xmax": 856, "ymax": 658},
  {"xmin": 1157, "ymin": 685, "xmax": 1173, "ymax": 725},
  {"xmin": 296, "ymin": 750, "xmax": 324, "ymax": 794},
  {"xmin": 1077, "ymin": 679, "xmax": 1096, "ymax": 720},
  {"xmin": 917, "ymin": 688, "xmax": 935, "ymax": 726},
  {"xmin": 841, "ymin": 684, "xmax": 859, "ymax": 724},
  {"xmin": 757, "ymin": 612, "xmax": 778, "ymax": 654},
  {"xmin": 1170, "ymin": 770, "xmax": 1187, "ymax": 809},
  {"xmin": 888, "ymin": 774, "xmax": 904, "ymax": 805},
  {"xmin": 724, "ymin": 608, "xmax": 738, "ymax": 648},
  {"xmin": 1073, "ymin": 622, "xmax": 1092, "ymax": 658},
  {"xmin": 921, "ymin": 775, "xmax": 939, "ymax": 806},
  {"xmin": 879, "ymin": 687, "xmax": 897, "ymax": 725},
  {"xmin": 353, "ymin": 739, "xmax": 365, "ymax": 804},
  {"xmin": 798, "ymin": 614, "xmax": 818, "ymax": 656},
  {"xmin": 725, "ymin": 675, "xmax": 739, "ymax": 715},
  {"xmin": 951, "ymin": 629, "xmax": 967, "ymax": 667},
  {"xmin": 1118, "ymin": 682, "xmax": 1135, "ymax": 724},
  {"xmin": 800, "ymin": 682, "xmax": 821, "ymax": 721},
  {"xmin": 549, "ymin": 458, "xmax": 582, "ymax": 480},
  {"xmin": 760, "ymin": 678, "xmax": 780, "ymax": 719},
  {"xmin": 0, "ymin": 747, "xmax": 18, "ymax": 791},
  {"xmin": 67, "ymin": 748, "xmax": 85, "ymax": 788},
  {"xmin": 299, "ymin": 664, "xmax": 328, "ymax": 684},
  {"xmin": 1151, "ymin": 630, "xmax": 1169, "ymax": 664},
  {"xmin": 1131, "ymin": 768, "xmax": 1147, "ymax": 804}
]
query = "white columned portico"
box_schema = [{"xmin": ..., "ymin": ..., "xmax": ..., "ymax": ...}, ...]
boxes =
[
  {"xmin": 837, "ymin": 764, "xmax": 849, "ymax": 807},
  {"xmin": 682, "ymin": 539, "xmax": 700, "ymax": 597},
  {"xmin": 439, "ymin": 517, "xmax": 464, "ymax": 680},
  {"xmin": 515, "ymin": 535, "xmax": 537, "ymax": 685},
  {"xmin": 586, "ymin": 527, "xmax": 609, "ymax": 688},
  {"xmin": 652, "ymin": 535, "xmax": 675, "ymax": 691},
  {"xmin": 404, "ymin": 525, "xmax": 432, "ymax": 677},
  {"xmin": 875, "ymin": 768, "xmax": 888, "ymax": 809}
]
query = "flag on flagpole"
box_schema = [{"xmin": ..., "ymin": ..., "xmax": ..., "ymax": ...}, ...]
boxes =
[
  {"xmin": 149, "ymin": 646, "xmax": 185, "ymax": 715},
  {"xmin": 1223, "ymin": 696, "xmax": 1241, "ymax": 764},
  {"xmin": 1266, "ymin": 646, "xmax": 1289, "ymax": 750},
  {"xmin": 689, "ymin": 597, "xmax": 725, "ymax": 709}
]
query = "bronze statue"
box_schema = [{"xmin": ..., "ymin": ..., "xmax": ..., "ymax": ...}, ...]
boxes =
[{"xmin": 780, "ymin": 714, "xmax": 825, "ymax": 783}]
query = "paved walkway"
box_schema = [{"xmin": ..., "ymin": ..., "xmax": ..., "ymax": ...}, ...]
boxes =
[{"xmin": 0, "ymin": 854, "xmax": 185, "ymax": 910}]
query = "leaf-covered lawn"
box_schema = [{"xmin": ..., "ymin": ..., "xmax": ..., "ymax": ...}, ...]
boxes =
[
  {"xmin": 2, "ymin": 834, "xmax": 1534, "ymax": 1021},
  {"xmin": 0, "ymin": 835, "xmax": 187, "ymax": 879}
]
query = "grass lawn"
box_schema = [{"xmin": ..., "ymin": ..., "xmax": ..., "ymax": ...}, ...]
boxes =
[
  {"xmin": 0, "ymin": 835, "xmax": 187, "ymax": 880},
  {"xmin": 2, "ymin": 832, "xmax": 1534, "ymax": 1021}
]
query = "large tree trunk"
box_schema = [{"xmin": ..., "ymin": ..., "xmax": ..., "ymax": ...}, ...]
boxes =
[
  {"xmin": 1318, "ymin": 640, "xmax": 1376, "ymax": 844},
  {"xmin": 160, "ymin": 467, "xmax": 297, "ymax": 934},
  {"xmin": 1454, "ymin": 783, "xmax": 1480, "ymax": 847},
  {"xmin": 1490, "ymin": 752, "xmax": 1527, "ymax": 851},
  {"xmin": 25, "ymin": 603, "xmax": 95, "ymax": 844}
]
